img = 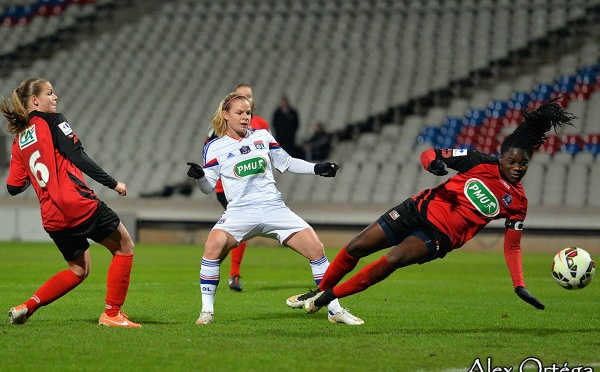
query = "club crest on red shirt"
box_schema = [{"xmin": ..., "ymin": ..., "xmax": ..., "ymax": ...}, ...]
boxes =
[{"xmin": 502, "ymin": 194, "xmax": 512, "ymax": 207}]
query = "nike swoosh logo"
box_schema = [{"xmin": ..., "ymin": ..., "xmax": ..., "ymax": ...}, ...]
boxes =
[{"xmin": 103, "ymin": 319, "xmax": 129, "ymax": 326}]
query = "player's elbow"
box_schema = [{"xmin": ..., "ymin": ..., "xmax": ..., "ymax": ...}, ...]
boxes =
[
  {"xmin": 195, "ymin": 179, "xmax": 214, "ymax": 194},
  {"xmin": 7, "ymin": 184, "xmax": 23, "ymax": 196}
]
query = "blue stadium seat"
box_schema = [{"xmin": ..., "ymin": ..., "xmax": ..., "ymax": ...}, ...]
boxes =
[
  {"xmin": 462, "ymin": 109, "xmax": 486, "ymax": 127},
  {"xmin": 485, "ymin": 100, "xmax": 509, "ymax": 118},
  {"xmin": 509, "ymin": 91, "xmax": 530, "ymax": 110},
  {"xmin": 416, "ymin": 126, "xmax": 440, "ymax": 146}
]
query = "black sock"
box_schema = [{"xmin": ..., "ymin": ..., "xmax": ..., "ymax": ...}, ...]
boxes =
[{"xmin": 315, "ymin": 288, "xmax": 336, "ymax": 307}]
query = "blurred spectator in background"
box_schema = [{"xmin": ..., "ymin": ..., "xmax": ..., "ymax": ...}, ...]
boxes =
[
  {"xmin": 303, "ymin": 121, "xmax": 332, "ymax": 161},
  {"xmin": 272, "ymin": 95, "xmax": 301, "ymax": 157}
]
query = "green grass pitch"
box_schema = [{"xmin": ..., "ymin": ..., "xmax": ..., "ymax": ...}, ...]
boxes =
[{"xmin": 1, "ymin": 242, "xmax": 598, "ymax": 371}]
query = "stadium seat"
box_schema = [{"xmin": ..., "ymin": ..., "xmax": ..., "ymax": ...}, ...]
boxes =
[
  {"xmin": 541, "ymin": 163, "xmax": 566, "ymax": 206},
  {"xmin": 588, "ymin": 166, "xmax": 600, "ymax": 206},
  {"xmin": 522, "ymin": 163, "xmax": 545, "ymax": 204},
  {"xmin": 1, "ymin": 0, "xmax": 598, "ymax": 209}
]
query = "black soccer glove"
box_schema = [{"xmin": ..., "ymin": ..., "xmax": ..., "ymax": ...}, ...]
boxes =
[
  {"xmin": 314, "ymin": 162, "xmax": 339, "ymax": 177},
  {"xmin": 515, "ymin": 286, "xmax": 545, "ymax": 310},
  {"xmin": 427, "ymin": 159, "xmax": 448, "ymax": 176},
  {"xmin": 186, "ymin": 162, "xmax": 205, "ymax": 179}
]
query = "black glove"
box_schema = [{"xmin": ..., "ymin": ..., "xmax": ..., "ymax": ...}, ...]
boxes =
[
  {"xmin": 186, "ymin": 162, "xmax": 205, "ymax": 179},
  {"xmin": 515, "ymin": 286, "xmax": 545, "ymax": 310},
  {"xmin": 427, "ymin": 159, "xmax": 448, "ymax": 176},
  {"xmin": 314, "ymin": 162, "xmax": 339, "ymax": 177}
]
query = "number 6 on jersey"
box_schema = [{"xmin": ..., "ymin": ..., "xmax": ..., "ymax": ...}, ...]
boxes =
[{"xmin": 29, "ymin": 150, "xmax": 49, "ymax": 187}]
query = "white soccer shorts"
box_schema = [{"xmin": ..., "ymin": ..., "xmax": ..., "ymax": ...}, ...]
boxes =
[{"xmin": 212, "ymin": 201, "xmax": 310, "ymax": 245}]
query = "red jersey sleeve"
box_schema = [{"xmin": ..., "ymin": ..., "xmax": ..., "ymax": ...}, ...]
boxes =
[
  {"xmin": 7, "ymin": 138, "xmax": 29, "ymax": 187},
  {"xmin": 420, "ymin": 148, "xmax": 436, "ymax": 170},
  {"xmin": 503, "ymin": 225, "xmax": 525, "ymax": 288}
]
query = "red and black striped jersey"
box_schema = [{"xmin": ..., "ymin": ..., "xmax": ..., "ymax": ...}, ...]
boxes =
[
  {"xmin": 417, "ymin": 149, "xmax": 528, "ymax": 250},
  {"xmin": 7, "ymin": 111, "xmax": 110, "ymax": 231}
]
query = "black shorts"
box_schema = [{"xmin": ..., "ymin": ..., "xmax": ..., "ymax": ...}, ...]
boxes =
[
  {"xmin": 47, "ymin": 202, "xmax": 120, "ymax": 262},
  {"xmin": 378, "ymin": 198, "xmax": 452, "ymax": 262}
]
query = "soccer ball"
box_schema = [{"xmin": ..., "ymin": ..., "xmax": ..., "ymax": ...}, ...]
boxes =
[{"xmin": 551, "ymin": 247, "xmax": 596, "ymax": 290}]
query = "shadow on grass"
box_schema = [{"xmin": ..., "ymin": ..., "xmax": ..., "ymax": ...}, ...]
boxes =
[
  {"xmin": 254, "ymin": 284, "xmax": 317, "ymax": 292},
  {"xmin": 383, "ymin": 327, "xmax": 600, "ymax": 336},
  {"xmin": 86, "ymin": 318, "xmax": 177, "ymax": 325}
]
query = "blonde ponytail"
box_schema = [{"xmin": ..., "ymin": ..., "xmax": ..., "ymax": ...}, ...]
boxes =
[{"xmin": 1, "ymin": 78, "xmax": 48, "ymax": 134}]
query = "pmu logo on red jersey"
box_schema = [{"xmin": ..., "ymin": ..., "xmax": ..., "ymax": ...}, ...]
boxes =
[{"xmin": 464, "ymin": 178, "xmax": 499, "ymax": 217}]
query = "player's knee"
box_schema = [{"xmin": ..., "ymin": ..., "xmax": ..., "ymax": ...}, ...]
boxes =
[
  {"xmin": 344, "ymin": 241, "xmax": 361, "ymax": 258},
  {"xmin": 70, "ymin": 266, "xmax": 89, "ymax": 280},
  {"xmin": 385, "ymin": 240, "xmax": 428, "ymax": 268},
  {"xmin": 306, "ymin": 240, "xmax": 325, "ymax": 260},
  {"xmin": 345, "ymin": 238, "xmax": 372, "ymax": 259},
  {"xmin": 204, "ymin": 240, "xmax": 225, "ymax": 259},
  {"xmin": 120, "ymin": 239, "xmax": 135, "ymax": 254}
]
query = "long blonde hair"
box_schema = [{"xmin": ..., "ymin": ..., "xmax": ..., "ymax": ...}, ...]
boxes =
[
  {"xmin": 1, "ymin": 78, "xmax": 48, "ymax": 134},
  {"xmin": 210, "ymin": 92, "xmax": 250, "ymax": 137}
]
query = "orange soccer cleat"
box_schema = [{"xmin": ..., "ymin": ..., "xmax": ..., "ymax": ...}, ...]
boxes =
[{"xmin": 99, "ymin": 311, "xmax": 142, "ymax": 328}]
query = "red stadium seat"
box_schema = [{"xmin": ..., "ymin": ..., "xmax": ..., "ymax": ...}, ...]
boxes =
[
  {"xmin": 570, "ymin": 83, "xmax": 592, "ymax": 100},
  {"xmin": 549, "ymin": 93, "xmax": 570, "ymax": 108},
  {"xmin": 538, "ymin": 135, "xmax": 563, "ymax": 154},
  {"xmin": 527, "ymin": 100, "xmax": 544, "ymax": 110}
]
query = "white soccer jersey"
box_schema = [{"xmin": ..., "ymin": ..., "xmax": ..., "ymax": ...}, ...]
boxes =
[{"xmin": 202, "ymin": 129, "xmax": 293, "ymax": 208}]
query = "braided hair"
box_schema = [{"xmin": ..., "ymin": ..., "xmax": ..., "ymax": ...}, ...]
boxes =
[{"xmin": 500, "ymin": 98, "xmax": 577, "ymax": 156}]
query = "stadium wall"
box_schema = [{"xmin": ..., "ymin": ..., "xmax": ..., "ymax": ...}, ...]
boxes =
[{"xmin": 1, "ymin": 197, "xmax": 598, "ymax": 254}]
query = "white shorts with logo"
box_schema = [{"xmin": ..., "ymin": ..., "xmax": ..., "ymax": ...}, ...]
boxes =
[{"xmin": 213, "ymin": 201, "xmax": 311, "ymax": 245}]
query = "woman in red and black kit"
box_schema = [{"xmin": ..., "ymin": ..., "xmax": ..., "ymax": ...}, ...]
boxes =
[
  {"xmin": 287, "ymin": 99, "xmax": 576, "ymax": 320},
  {"xmin": 2, "ymin": 78, "xmax": 141, "ymax": 327},
  {"xmin": 205, "ymin": 82, "xmax": 269, "ymax": 292}
]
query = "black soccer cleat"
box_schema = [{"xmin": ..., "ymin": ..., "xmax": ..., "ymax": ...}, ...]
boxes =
[
  {"xmin": 286, "ymin": 288, "xmax": 322, "ymax": 309},
  {"xmin": 228, "ymin": 275, "xmax": 243, "ymax": 292}
]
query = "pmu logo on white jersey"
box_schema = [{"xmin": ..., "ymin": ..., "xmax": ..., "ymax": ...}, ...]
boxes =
[{"xmin": 234, "ymin": 157, "xmax": 267, "ymax": 178}]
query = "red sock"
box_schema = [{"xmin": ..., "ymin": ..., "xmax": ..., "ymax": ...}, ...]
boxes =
[
  {"xmin": 105, "ymin": 254, "xmax": 133, "ymax": 317},
  {"xmin": 333, "ymin": 256, "xmax": 395, "ymax": 299},
  {"xmin": 24, "ymin": 269, "xmax": 83, "ymax": 316},
  {"xmin": 318, "ymin": 246, "xmax": 359, "ymax": 290},
  {"xmin": 230, "ymin": 242, "xmax": 247, "ymax": 277}
]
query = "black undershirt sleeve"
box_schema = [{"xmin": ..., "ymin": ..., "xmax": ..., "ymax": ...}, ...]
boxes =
[
  {"xmin": 7, "ymin": 179, "xmax": 31, "ymax": 196},
  {"xmin": 48, "ymin": 113, "xmax": 118, "ymax": 190},
  {"xmin": 435, "ymin": 149, "xmax": 499, "ymax": 173},
  {"xmin": 69, "ymin": 148, "xmax": 118, "ymax": 189}
]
